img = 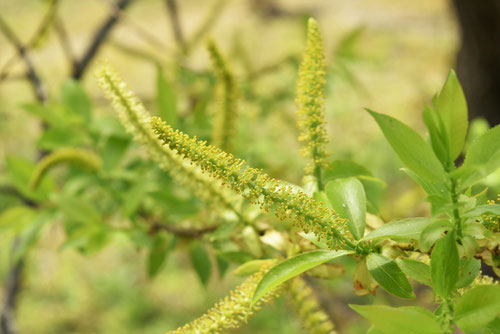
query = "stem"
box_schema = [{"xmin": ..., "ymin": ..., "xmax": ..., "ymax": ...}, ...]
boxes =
[{"xmin": 450, "ymin": 178, "xmax": 463, "ymax": 239}]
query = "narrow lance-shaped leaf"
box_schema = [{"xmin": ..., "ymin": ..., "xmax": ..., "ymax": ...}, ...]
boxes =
[
  {"xmin": 190, "ymin": 242, "xmax": 212, "ymax": 287},
  {"xmin": 325, "ymin": 177, "xmax": 366, "ymax": 240},
  {"xmin": 252, "ymin": 250, "xmax": 353, "ymax": 304},
  {"xmin": 453, "ymin": 124, "xmax": 500, "ymax": 188},
  {"xmin": 366, "ymin": 253, "xmax": 415, "ymax": 299},
  {"xmin": 433, "ymin": 70, "xmax": 468, "ymax": 161},
  {"xmin": 362, "ymin": 217, "xmax": 434, "ymax": 242},
  {"xmin": 350, "ymin": 305, "xmax": 441, "ymax": 334},
  {"xmin": 454, "ymin": 285, "xmax": 500, "ymax": 331},
  {"xmin": 430, "ymin": 231, "xmax": 459, "ymax": 298},
  {"xmin": 422, "ymin": 105, "xmax": 450, "ymax": 165},
  {"xmin": 366, "ymin": 109, "xmax": 446, "ymax": 182},
  {"xmin": 396, "ymin": 258, "xmax": 432, "ymax": 286},
  {"xmin": 61, "ymin": 79, "xmax": 92, "ymax": 123}
]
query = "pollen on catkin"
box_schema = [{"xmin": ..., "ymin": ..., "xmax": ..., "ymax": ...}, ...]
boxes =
[
  {"xmin": 150, "ymin": 117, "xmax": 351, "ymax": 249},
  {"xmin": 295, "ymin": 18, "xmax": 329, "ymax": 185},
  {"xmin": 166, "ymin": 262, "xmax": 280, "ymax": 334},
  {"xmin": 207, "ymin": 39, "xmax": 238, "ymax": 153},
  {"xmin": 96, "ymin": 65, "xmax": 238, "ymax": 213},
  {"xmin": 287, "ymin": 276, "xmax": 338, "ymax": 334}
]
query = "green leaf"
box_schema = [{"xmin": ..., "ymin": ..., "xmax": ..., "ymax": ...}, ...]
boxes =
[
  {"xmin": 361, "ymin": 217, "xmax": 434, "ymax": 242},
  {"xmin": 0, "ymin": 206, "xmax": 37, "ymax": 233},
  {"xmin": 148, "ymin": 233, "xmax": 172, "ymax": 278},
  {"xmin": 423, "ymin": 105, "xmax": 450, "ymax": 165},
  {"xmin": 252, "ymin": 250, "xmax": 353, "ymax": 304},
  {"xmin": 324, "ymin": 160, "xmax": 372, "ymax": 179},
  {"xmin": 430, "ymin": 231, "xmax": 459, "ymax": 298},
  {"xmin": 366, "ymin": 253, "xmax": 414, "ymax": 299},
  {"xmin": 22, "ymin": 103, "xmax": 66, "ymax": 126},
  {"xmin": 396, "ymin": 258, "xmax": 431, "ymax": 286},
  {"xmin": 367, "ymin": 109, "xmax": 446, "ymax": 182},
  {"xmin": 325, "ymin": 177, "xmax": 366, "ymax": 240},
  {"xmin": 323, "ymin": 160, "xmax": 386, "ymax": 214},
  {"xmin": 12, "ymin": 213, "xmax": 50, "ymax": 263},
  {"xmin": 350, "ymin": 304, "xmax": 441, "ymax": 334},
  {"xmin": 61, "ymin": 79, "xmax": 92, "ymax": 123},
  {"xmin": 233, "ymin": 259, "xmax": 274, "ymax": 277},
  {"xmin": 455, "ymin": 285, "xmax": 500, "ymax": 331},
  {"xmin": 37, "ymin": 127, "xmax": 88, "ymax": 150},
  {"xmin": 463, "ymin": 204, "xmax": 500, "ymax": 218},
  {"xmin": 190, "ymin": 242, "xmax": 212, "ymax": 287},
  {"xmin": 216, "ymin": 255, "xmax": 229, "ymax": 278},
  {"xmin": 57, "ymin": 196, "xmax": 102, "ymax": 225},
  {"xmin": 455, "ymin": 257, "xmax": 480, "ymax": 289},
  {"xmin": 101, "ymin": 136, "xmax": 130, "ymax": 172},
  {"xmin": 453, "ymin": 125, "xmax": 500, "ymax": 188},
  {"xmin": 434, "ymin": 70, "xmax": 468, "ymax": 161},
  {"xmin": 157, "ymin": 67, "xmax": 178, "ymax": 129},
  {"xmin": 5, "ymin": 156, "xmax": 54, "ymax": 200},
  {"xmin": 419, "ymin": 219, "xmax": 453, "ymax": 252}
]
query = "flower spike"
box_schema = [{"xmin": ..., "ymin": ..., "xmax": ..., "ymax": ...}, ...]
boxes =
[
  {"xmin": 166, "ymin": 262, "xmax": 280, "ymax": 334},
  {"xmin": 207, "ymin": 39, "xmax": 238, "ymax": 152},
  {"xmin": 96, "ymin": 65, "xmax": 239, "ymax": 213},
  {"xmin": 295, "ymin": 18, "xmax": 329, "ymax": 189},
  {"xmin": 150, "ymin": 117, "xmax": 352, "ymax": 249}
]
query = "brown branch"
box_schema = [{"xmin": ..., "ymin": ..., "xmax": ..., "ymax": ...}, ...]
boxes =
[
  {"xmin": 149, "ymin": 221, "xmax": 219, "ymax": 238},
  {"xmin": 72, "ymin": 0, "xmax": 134, "ymax": 79},
  {"xmin": 0, "ymin": 259, "xmax": 23, "ymax": 334},
  {"xmin": 0, "ymin": 16, "xmax": 47, "ymax": 103},
  {"xmin": 165, "ymin": 0, "xmax": 187, "ymax": 54},
  {"xmin": 0, "ymin": 0, "xmax": 59, "ymax": 84},
  {"xmin": 53, "ymin": 16, "xmax": 76, "ymax": 67}
]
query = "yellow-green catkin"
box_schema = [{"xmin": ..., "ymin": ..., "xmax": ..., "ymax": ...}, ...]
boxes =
[
  {"xmin": 207, "ymin": 39, "xmax": 238, "ymax": 152},
  {"xmin": 29, "ymin": 147, "xmax": 102, "ymax": 190},
  {"xmin": 150, "ymin": 117, "xmax": 351, "ymax": 250},
  {"xmin": 295, "ymin": 18, "xmax": 329, "ymax": 189},
  {"xmin": 287, "ymin": 276, "xmax": 338, "ymax": 334},
  {"xmin": 167, "ymin": 263, "xmax": 280, "ymax": 334},
  {"xmin": 96, "ymin": 65, "xmax": 238, "ymax": 213}
]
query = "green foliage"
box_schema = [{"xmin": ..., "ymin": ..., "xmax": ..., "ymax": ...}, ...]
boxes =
[
  {"xmin": 454, "ymin": 285, "xmax": 500, "ymax": 331},
  {"xmin": 252, "ymin": 250, "xmax": 353, "ymax": 304},
  {"xmin": 29, "ymin": 147, "xmax": 102, "ymax": 190},
  {"xmin": 350, "ymin": 305, "xmax": 442, "ymax": 334},
  {"xmin": 325, "ymin": 177, "xmax": 366, "ymax": 240},
  {"xmin": 430, "ymin": 231, "xmax": 459, "ymax": 299},
  {"xmin": 366, "ymin": 253, "xmax": 414, "ymax": 299},
  {"xmin": 2, "ymin": 12, "xmax": 500, "ymax": 334}
]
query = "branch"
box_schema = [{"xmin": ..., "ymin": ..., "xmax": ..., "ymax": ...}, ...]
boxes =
[
  {"xmin": 164, "ymin": 0, "xmax": 187, "ymax": 53},
  {"xmin": 0, "ymin": 16, "xmax": 47, "ymax": 103},
  {"xmin": 0, "ymin": 0, "xmax": 59, "ymax": 84},
  {"xmin": 72, "ymin": 0, "xmax": 134, "ymax": 79},
  {"xmin": 53, "ymin": 15, "xmax": 76, "ymax": 67},
  {"xmin": 0, "ymin": 259, "xmax": 23, "ymax": 334},
  {"xmin": 149, "ymin": 221, "xmax": 219, "ymax": 238}
]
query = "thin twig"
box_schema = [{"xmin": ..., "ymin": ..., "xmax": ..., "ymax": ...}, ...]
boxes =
[
  {"xmin": 149, "ymin": 221, "xmax": 219, "ymax": 238},
  {"xmin": 0, "ymin": 0, "xmax": 59, "ymax": 82},
  {"xmin": 72, "ymin": 0, "xmax": 134, "ymax": 79},
  {"xmin": 0, "ymin": 16, "xmax": 47, "ymax": 102},
  {"xmin": 53, "ymin": 15, "xmax": 76, "ymax": 67},
  {"xmin": 165, "ymin": 0, "xmax": 187, "ymax": 54}
]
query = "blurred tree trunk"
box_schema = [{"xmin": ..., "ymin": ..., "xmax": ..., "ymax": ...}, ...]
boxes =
[{"xmin": 452, "ymin": 0, "xmax": 500, "ymax": 126}]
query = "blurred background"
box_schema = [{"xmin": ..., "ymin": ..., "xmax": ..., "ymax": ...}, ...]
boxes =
[{"xmin": 0, "ymin": 0, "xmax": 498, "ymax": 333}]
